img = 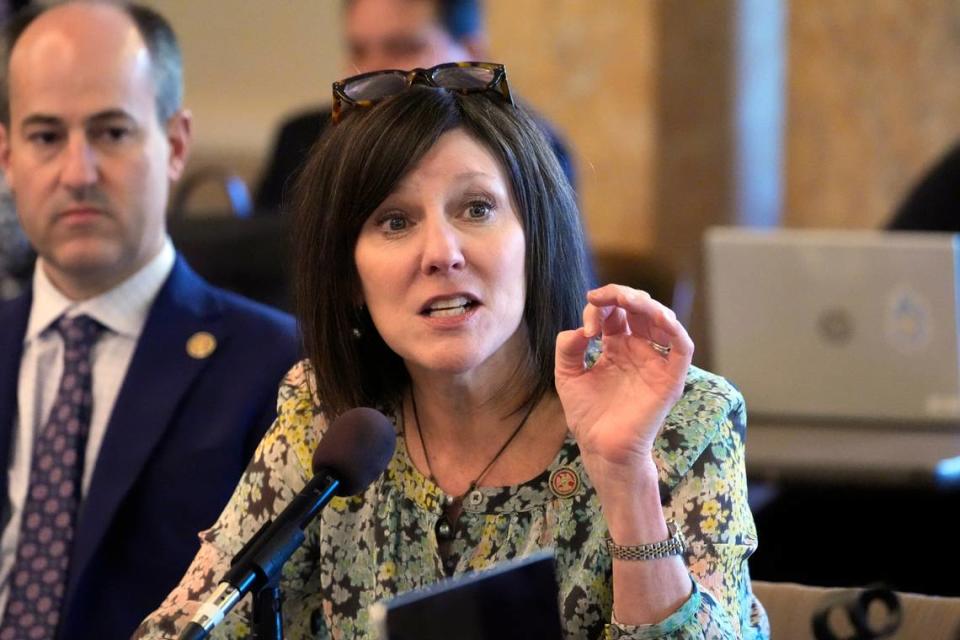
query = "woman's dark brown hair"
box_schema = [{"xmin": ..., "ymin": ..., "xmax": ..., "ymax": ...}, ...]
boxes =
[{"xmin": 293, "ymin": 87, "xmax": 589, "ymax": 416}]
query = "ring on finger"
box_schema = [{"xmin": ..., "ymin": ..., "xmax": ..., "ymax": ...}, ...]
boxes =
[{"xmin": 648, "ymin": 340, "xmax": 672, "ymax": 358}]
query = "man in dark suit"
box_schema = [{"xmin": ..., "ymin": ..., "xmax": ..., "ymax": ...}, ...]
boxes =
[
  {"xmin": 255, "ymin": 0, "xmax": 578, "ymax": 214},
  {"xmin": 0, "ymin": 3, "xmax": 299, "ymax": 638}
]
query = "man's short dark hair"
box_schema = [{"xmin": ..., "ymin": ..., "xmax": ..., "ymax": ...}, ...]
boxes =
[
  {"xmin": 292, "ymin": 87, "xmax": 589, "ymax": 417},
  {"xmin": 344, "ymin": 0, "xmax": 484, "ymax": 41},
  {"xmin": 0, "ymin": 1, "xmax": 183, "ymax": 126}
]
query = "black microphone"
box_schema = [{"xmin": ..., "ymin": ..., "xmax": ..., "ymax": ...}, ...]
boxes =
[{"xmin": 179, "ymin": 407, "xmax": 396, "ymax": 640}]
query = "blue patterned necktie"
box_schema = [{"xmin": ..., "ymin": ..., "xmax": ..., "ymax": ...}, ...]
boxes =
[{"xmin": 0, "ymin": 314, "xmax": 104, "ymax": 639}]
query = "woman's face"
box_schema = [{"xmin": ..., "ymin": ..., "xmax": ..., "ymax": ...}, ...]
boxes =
[{"xmin": 354, "ymin": 128, "xmax": 528, "ymax": 383}]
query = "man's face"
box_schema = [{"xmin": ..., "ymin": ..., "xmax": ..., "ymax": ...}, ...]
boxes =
[
  {"xmin": 0, "ymin": 4, "xmax": 190, "ymax": 299},
  {"xmin": 344, "ymin": 0, "xmax": 472, "ymax": 74}
]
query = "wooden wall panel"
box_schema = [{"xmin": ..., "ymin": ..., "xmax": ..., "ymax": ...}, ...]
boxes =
[
  {"xmin": 487, "ymin": 0, "xmax": 659, "ymax": 254},
  {"xmin": 786, "ymin": 0, "xmax": 960, "ymax": 228}
]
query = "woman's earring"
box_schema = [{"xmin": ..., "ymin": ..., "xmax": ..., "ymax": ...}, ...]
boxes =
[{"xmin": 352, "ymin": 304, "xmax": 365, "ymax": 339}]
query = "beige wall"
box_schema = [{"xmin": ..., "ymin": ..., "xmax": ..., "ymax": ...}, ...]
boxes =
[
  {"xmin": 488, "ymin": 1, "xmax": 659, "ymax": 255},
  {"xmin": 786, "ymin": 0, "xmax": 960, "ymax": 229},
  {"xmin": 147, "ymin": 1, "xmax": 664, "ymax": 253},
  {"xmin": 144, "ymin": 1, "xmax": 341, "ymax": 182},
  {"xmin": 145, "ymin": 1, "xmax": 960, "ymax": 244}
]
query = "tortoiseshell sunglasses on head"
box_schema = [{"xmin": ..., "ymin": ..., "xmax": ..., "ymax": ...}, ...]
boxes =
[{"xmin": 331, "ymin": 61, "xmax": 514, "ymax": 123}]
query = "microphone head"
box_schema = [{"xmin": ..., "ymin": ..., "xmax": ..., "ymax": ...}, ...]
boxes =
[{"xmin": 312, "ymin": 407, "xmax": 396, "ymax": 496}]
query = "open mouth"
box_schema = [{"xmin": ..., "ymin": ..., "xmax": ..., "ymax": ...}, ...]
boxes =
[{"xmin": 422, "ymin": 295, "xmax": 479, "ymax": 318}]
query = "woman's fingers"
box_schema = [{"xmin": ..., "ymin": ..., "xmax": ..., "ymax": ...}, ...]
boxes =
[
  {"xmin": 636, "ymin": 306, "xmax": 694, "ymax": 362},
  {"xmin": 584, "ymin": 286, "xmax": 664, "ymax": 336},
  {"xmin": 627, "ymin": 302, "xmax": 692, "ymax": 353},
  {"xmin": 582, "ymin": 302, "xmax": 628, "ymax": 338},
  {"xmin": 586, "ymin": 284, "xmax": 651, "ymax": 311},
  {"xmin": 583, "ymin": 285, "xmax": 649, "ymax": 337},
  {"xmin": 583, "ymin": 284, "xmax": 695, "ymax": 358},
  {"xmin": 555, "ymin": 327, "xmax": 591, "ymax": 375}
]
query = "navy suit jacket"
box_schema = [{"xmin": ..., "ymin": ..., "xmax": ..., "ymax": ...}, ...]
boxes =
[{"xmin": 0, "ymin": 256, "xmax": 299, "ymax": 639}]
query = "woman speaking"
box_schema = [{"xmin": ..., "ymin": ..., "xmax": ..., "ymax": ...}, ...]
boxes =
[{"xmin": 136, "ymin": 63, "xmax": 768, "ymax": 639}]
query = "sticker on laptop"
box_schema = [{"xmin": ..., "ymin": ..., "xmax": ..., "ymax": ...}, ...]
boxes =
[{"xmin": 884, "ymin": 287, "xmax": 932, "ymax": 354}]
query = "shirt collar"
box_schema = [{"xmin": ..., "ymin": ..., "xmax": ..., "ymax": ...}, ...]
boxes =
[{"xmin": 25, "ymin": 237, "xmax": 176, "ymax": 342}]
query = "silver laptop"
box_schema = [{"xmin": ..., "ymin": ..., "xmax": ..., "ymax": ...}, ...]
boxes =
[{"xmin": 705, "ymin": 227, "xmax": 960, "ymax": 427}]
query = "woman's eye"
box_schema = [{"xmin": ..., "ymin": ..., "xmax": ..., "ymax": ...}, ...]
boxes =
[
  {"xmin": 466, "ymin": 200, "xmax": 494, "ymax": 219},
  {"xmin": 379, "ymin": 214, "xmax": 408, "ymax": 232}
]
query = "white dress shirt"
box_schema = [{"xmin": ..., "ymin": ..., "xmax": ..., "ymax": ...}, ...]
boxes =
[{"xmin": 0, "ymin": 239, "xmax": 175, "ymax": 617}]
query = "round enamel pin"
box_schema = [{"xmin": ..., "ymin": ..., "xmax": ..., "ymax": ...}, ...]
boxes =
[{"xmin": 549, "ymin": 466, "xmax": 580, "ymax": 498}]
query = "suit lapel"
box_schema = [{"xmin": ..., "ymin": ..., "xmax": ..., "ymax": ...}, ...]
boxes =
[
  {"xmin": 66, "ymin": 258, "xmax": 225, "ymax": 600},
  {"xmin": 0, "ymin": 293, "xmax": 31, "ymax": 531}
]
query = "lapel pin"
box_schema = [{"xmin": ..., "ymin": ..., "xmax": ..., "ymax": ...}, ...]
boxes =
[
  {"xmin": 549, "ymin": 466, "xmax": 581, "ymax": 499},
  {"xmin": 186, "ymin": 331, "xmax": 217, "ymax": 359}
]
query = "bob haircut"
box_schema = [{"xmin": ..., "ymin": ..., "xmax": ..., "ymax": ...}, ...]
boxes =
[{"xmin": 293, "ymin": 87, "xmax": 589, "ymax": 416}]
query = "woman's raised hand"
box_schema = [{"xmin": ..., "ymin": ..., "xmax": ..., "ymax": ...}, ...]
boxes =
[{"xmin": 554, "ymin": 285, "xmax": 693, "ymax": 472}]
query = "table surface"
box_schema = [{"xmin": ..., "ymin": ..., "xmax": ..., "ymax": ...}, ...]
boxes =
[{"xmin": 745, "ymin": 419, "xmax": 960, "ymax": 488}]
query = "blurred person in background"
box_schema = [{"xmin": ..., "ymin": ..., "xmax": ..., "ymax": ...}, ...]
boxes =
[
  {"xmin": 887, "ymin": 142, "xmax": 960, "ymax": 232},
  {"xmin": 0, "ymin": 0, "xmax": 32, "ymax": 299},
  {"xmin": 254, "ymin": 0, "xmax": 577, "ymax": 214},
  {"xmin": 0, "ymin": 176, "xmax": 33, "ymax": 299}
]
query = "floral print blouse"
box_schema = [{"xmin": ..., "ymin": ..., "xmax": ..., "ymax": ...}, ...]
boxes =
[{"xmin": 134, "ymin": 361, "xmax": 769, "ymax": 639}]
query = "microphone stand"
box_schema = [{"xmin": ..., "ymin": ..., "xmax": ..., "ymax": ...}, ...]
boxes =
[
  {"xmin": 178, "ymin": 407, "xmax": 397, "ymax": 640},
  {"xmin": 184, "ymin": 476, "xmax": 340, "ymax": 640},
  {"xmin": 235, "ymin": 476, "xmax": 339, "ymax": 640},
  {"xmin": 252, "ymin": 574, "xmax": 284, "ymax": 640}
]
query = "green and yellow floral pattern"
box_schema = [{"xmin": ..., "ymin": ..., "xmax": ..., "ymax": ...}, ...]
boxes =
[{"xmin": 134, "ymin": 361, "xmax": 768, "ymax": 639}]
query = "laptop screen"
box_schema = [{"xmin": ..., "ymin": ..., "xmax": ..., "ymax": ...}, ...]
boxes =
[
  {"xmin": 705, "ymin": 227, "xmax": 960, "ymax": 425},
  {"xmin": 371, "ymin": 552, "xmax": 563, "ymax": 640}
]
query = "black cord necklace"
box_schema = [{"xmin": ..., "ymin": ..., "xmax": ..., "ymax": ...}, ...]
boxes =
[{"xmin": 409, "ymin": 390, "xmax": 537, "ymax": 543}]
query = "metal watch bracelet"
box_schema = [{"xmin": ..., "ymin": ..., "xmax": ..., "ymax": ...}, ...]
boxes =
[{"xmin": 606, "ymin": 521, "xmax": 685, "ymax": 561}]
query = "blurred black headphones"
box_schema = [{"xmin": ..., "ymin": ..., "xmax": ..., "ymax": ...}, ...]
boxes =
[{"xmin": 812, "ymin": 585, "xmax": 901, "ymax": 640}]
